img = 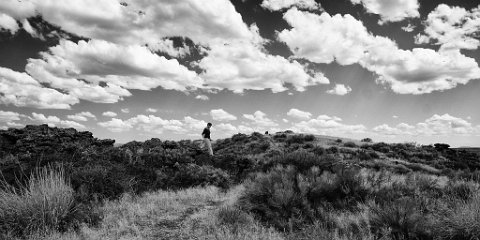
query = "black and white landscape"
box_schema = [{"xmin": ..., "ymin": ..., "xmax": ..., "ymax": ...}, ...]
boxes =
[{"xmin": 1, "ymin": 0, "xmax": 480, "ymax": 239}]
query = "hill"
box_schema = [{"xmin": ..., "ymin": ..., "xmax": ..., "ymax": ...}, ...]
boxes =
[{"xmin": 1, "ymin": 125, "xmax": 480, "ymax": 240}]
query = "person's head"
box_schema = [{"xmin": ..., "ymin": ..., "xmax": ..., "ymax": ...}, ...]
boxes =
[{"xmin": 207, "ymin": 122, "xmax": 212, "ymax": 129}]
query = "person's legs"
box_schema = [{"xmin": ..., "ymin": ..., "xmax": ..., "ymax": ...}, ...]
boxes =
[{"xmin": 204, "ymin": 138, "xmax": 213, "ymax": 156}]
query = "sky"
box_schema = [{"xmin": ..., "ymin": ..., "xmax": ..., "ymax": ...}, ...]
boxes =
[{"xmin": 0, "ymin": 0, "xmax": 479, "ymax": 147}]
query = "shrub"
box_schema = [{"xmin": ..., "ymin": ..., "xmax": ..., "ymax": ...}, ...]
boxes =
[
  {"xmin": 304, "ymin": 134, "xmax": 316, "ymax": 141},
  {"xmin": 160, "ymin": 163, "xmax": 232, "ymax": 189},
  {"xmin": 361, "ymin": 138, "xmax": 372, "ymax": 143},
  {"xmin": 0, "ymin": 166, "xmax": 77, "ymax": 237},
  {"xmin": 369, "ymin": 197, "xmax": 433, "ymax": 239},
  {"xmin": 335, "ymin": 139, "xmax": 343, "ymax": 143},
  {"xmin": 239, "ymin": 165, "xmax": 369, "ymax": 231},
  {"xmin": 306, "ymin": 169, "xmax": 370, "ymax": 209},
  {"xmin": 312, "ymin": 146, "xmax": 326, "ymax": 156},
  {"xmin": 434, "ymin": 193, "xmax": 480, "ymax": 240},
  {"xmin": 238, "ymin": 166, "xmax": 315, "ymax": 231},
  {"xmin": 343, "ymin": 142, "xmax": 357, "ymax": 148},
  {"xmin": 217, "ymin": 205, "xmax": 255, "ymax": 230},
  {"xmin": 273, "ymin": 150, "xmax": 334, "ymax": 173},
  {"xmin": 327, "ymin": 146, "xmax": 339, "ymax": 154},
  {"xmin": 286, "ymin": 135, "xmax": 307, "ymax": 145}
]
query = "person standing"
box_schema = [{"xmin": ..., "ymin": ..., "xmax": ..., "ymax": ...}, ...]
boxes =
[{"xmin": 202, "ymin": 122, "xmax": 213, "ymax": 156}]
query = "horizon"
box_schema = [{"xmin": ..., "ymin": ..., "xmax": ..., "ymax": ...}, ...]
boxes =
[{"xmin": 1, "ymin": 0, "xmax": 479, "ymax": 148}]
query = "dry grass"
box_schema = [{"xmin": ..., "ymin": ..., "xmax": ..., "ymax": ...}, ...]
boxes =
[
  {"xmin": 26, "ymin": 184, "xmax": 283, "ymax": 240},
  {"xmin": 435, "ymin": 193, "xmax": 480, "ymax": 239},
  {"xmin": 0, "ymin": 166, "xmax": 75, "ymax": 237}
]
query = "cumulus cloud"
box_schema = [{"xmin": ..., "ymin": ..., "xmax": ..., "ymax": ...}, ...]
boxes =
[
  {"xmin": 373, "ymin": 114, "xmax": 480, "ymax": 136},
  {"xmin": 1, "ymin": 0, "xmax": 332, "ymax": 102},
  {"xmin": 215, "ymin": 123, "xmax": 239, "ymax": 136},
  {"xmin": 98, "ymin": 118, "xmax": 133, "ymax": 132},
  {"xmin": 25, "ymin": 40, "xmax": 202, "ymax": 104},
  {"xmin": 0, "ymin": 110, "xmax": 21, "ymax": 123},
  {"xmin": 31, "ymin": 112, "xmax": 86, "ymax": 129},
  {"xmin": 243, "ymin": 111, "xmax": 278, "ymax": 128},
  {"xmin": 350, "ymin": 0, "xmax": 420, "ymax": 24},
  {"xmin": 102, "ymin": 111, "xmax": 117, "ymax": 117},
  {"xmin": 292, "ymin": 115, "xmax": 366, "ymax": 135},
  {"xmin": 278, "ymin": 8, "xmax": 480, "ymax": 94},
  {"xmin": 121, "ymin": 108, "xmax": 130, "ymax": 114},
  {"xmin": 195, "ymin": 95, "xmax": 209, "ymax": 101},
  {"xmin": 287, "ymin": 108, "xmax": 312, "ymax": 120},
  {"xmin": 415, "ymin": 4, "xmax": 480, "ymax": 50},
  {"xmin": 401, "ymin": 23, "xmax": 415, "ymax": 32},
  {"xmin": 261, "ymin": 0, "xmax": 321, "ymax": 11},
  {"xmin": 326, "ymin": 84, "xmax": 352, "ymax": 95},
  {"xmin": 146, "ymin": 108, "xmax": 157, "ymax": 113},
  {"xmin": 67, "ymin": 112, "xmax": 96, "ymax": 122},
  {"xmin": 0, "ymin": 111, "xmax": 24, "ymax": 129},
  {"xmin": 199, "ymin": 26, "xmax": 329, "ymax": 93},
  {"xmin": 0, "ymin": 13, "xmax": 19, "ymax": 33},
  {"xmin": 0, "ymin": 66, "xmax": 78, "ymax": 109},
  {"xmin": 98, "ymin": 114, "xmax": 208, "ymax": 135},
  {"xmin": 210, "ymin": 109, "xmax": 237, "ymax": 122},
  {"xmin": 0, "ymin": 0, "xmax": 252, "ymax": 46},
  {"xmin": 149, "ymin": 39, "xmax": 191, "ymax": 58}
]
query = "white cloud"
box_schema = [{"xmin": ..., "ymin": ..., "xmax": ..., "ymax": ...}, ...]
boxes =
[
  {"xmin": 146, "ymin": 108, "xmax": 157, "ymax": 113},
  {"xmin": 0, "ymin": 13, "xmax": 19, "ymax": 33},
  {"xmin": 216, "ymin": 123, "xmax": 239, "ymax": 136},
  {"xmin": 102, "ymin": 111, "xmax": 117, "ymax": 117},
  {"xmin": 149, "ymin": 39, "xmax": 191, "ymax": 58},
  {"xmin": 393, "ymin": 115, "xmax": 399, "ymax": 119},
  {"xmin": 0, "ymin": 0, "xmax": 252, "ymax": 46},
  {"xmin": 401, "ymin": 23, "xmax": 415, "ymax": 32},
  {"xmin": 121, "ymin": 108, "xmax": 130, "ymax": 114},
  {"xmin": 416, "ymin": 4, "xmax": 480, "ymax": 50},
  {"xmin": 278, "ymin": 9, "xmax": 480, "ymax": 94},
  {"xmin": 31, "ymin": 112, "xmax": 86, "ymax": 129},
  {"xmin": 26, "ymin": 39, "xmax": 202, "ymax": 103},
  {"xmin": 99, "ymin": 114, "xmax": 209, "ymax": 135},
  {"xmin": 350, "ymin": 0, "xmax": 420, "ymax": 24},
  {"xmin": 127, "ymin": 115, "xmax": 184, "ymax": 134},
  {"xmin": 195, "ymin": 95, "xmax": 209, "ymax": 101},
  {"xmin": 210, "ymin": 109, "xmax": 237, "ymax": 122},
  {"xmin": 198, "ymin": 26, "xmax": 329, "ymax": 93},
  {"xmin": 243, "ymin": 111, "xmax": 278, "ymax": 128},
  {"xmin": 0, "ymin": 66, "xmax": 78, "ymax": 109},
  {"xmin": 67, "ymin": 112, "xmax": 96, "ymax": 122},
  {"xmin": 326, "ymin": 84, "xmax": 352, "ymax": 95},
  {"xmin": 261, "ymin": 0, "xmax": 321, "ymax": 11},
  {"xmin": 6, "ymin": 121, "xmax": 24, "ymax": 128},
  {"xmin": 98, "ymin": 118, "xmax": 133, "ymax": 132},
  {"xmin": 0, "ymin": 110, "xmax": 21, "ymax": 123},
  {"xmin": 373, "ymin": 114, "xmax": 480, "ymax": 136},
  {"xmin": 287, "ymin": 108, "xmax": 312, "ymax": 120},
  {"xmin": 292, "ymin": 115, "xmax": 366, "ymax": 135}
]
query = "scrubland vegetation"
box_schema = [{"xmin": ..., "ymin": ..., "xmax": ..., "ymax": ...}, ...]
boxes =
[{"xmin": 1, "ymin": 125, "xmax": 480, "ymax": 239}]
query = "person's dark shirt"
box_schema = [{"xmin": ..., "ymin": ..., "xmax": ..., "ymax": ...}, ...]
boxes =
[{"xmin": 202, "ymin": 127, "xmax": 211, "ymax": 140}]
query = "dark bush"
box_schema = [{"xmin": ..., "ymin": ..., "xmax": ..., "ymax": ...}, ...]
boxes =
[
  {"xmin": 312, "ymin": 146, "xmax": 326, "ymax": 156},
  {"xmin": 361, "ymin": 138, "xmax": 372, "ymax": 143},
  {"xmin": 304, "ymin": 134, "xmax": 316, "ymax": 141},
  {"xmin": 158, "ymin": 163, "xmax": 231, "ymax": 189},
  {"xmin": 326, "ymin": 146, "xmax": 338, "ymax": 154},
  {"xmin": 343, "ymin": 141, "xmax": 357, "ymax": 148},
  {"xmin": 238, "ymin": 166, "xmax": 315, "ymax": 231},
  {"xmin": 370, "ymin": 197, "xmax": 433, "ymax": 239}
]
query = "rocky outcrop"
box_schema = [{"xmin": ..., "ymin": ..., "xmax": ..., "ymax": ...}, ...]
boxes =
[{"xmin": 0, "ymin": 124, "xmax": 114, "ymax": 156}]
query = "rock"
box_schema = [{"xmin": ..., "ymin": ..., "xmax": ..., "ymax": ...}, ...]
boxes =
[{"xmin": 0, "ymin": 124, "xmax": 115, "ymax": 156}]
